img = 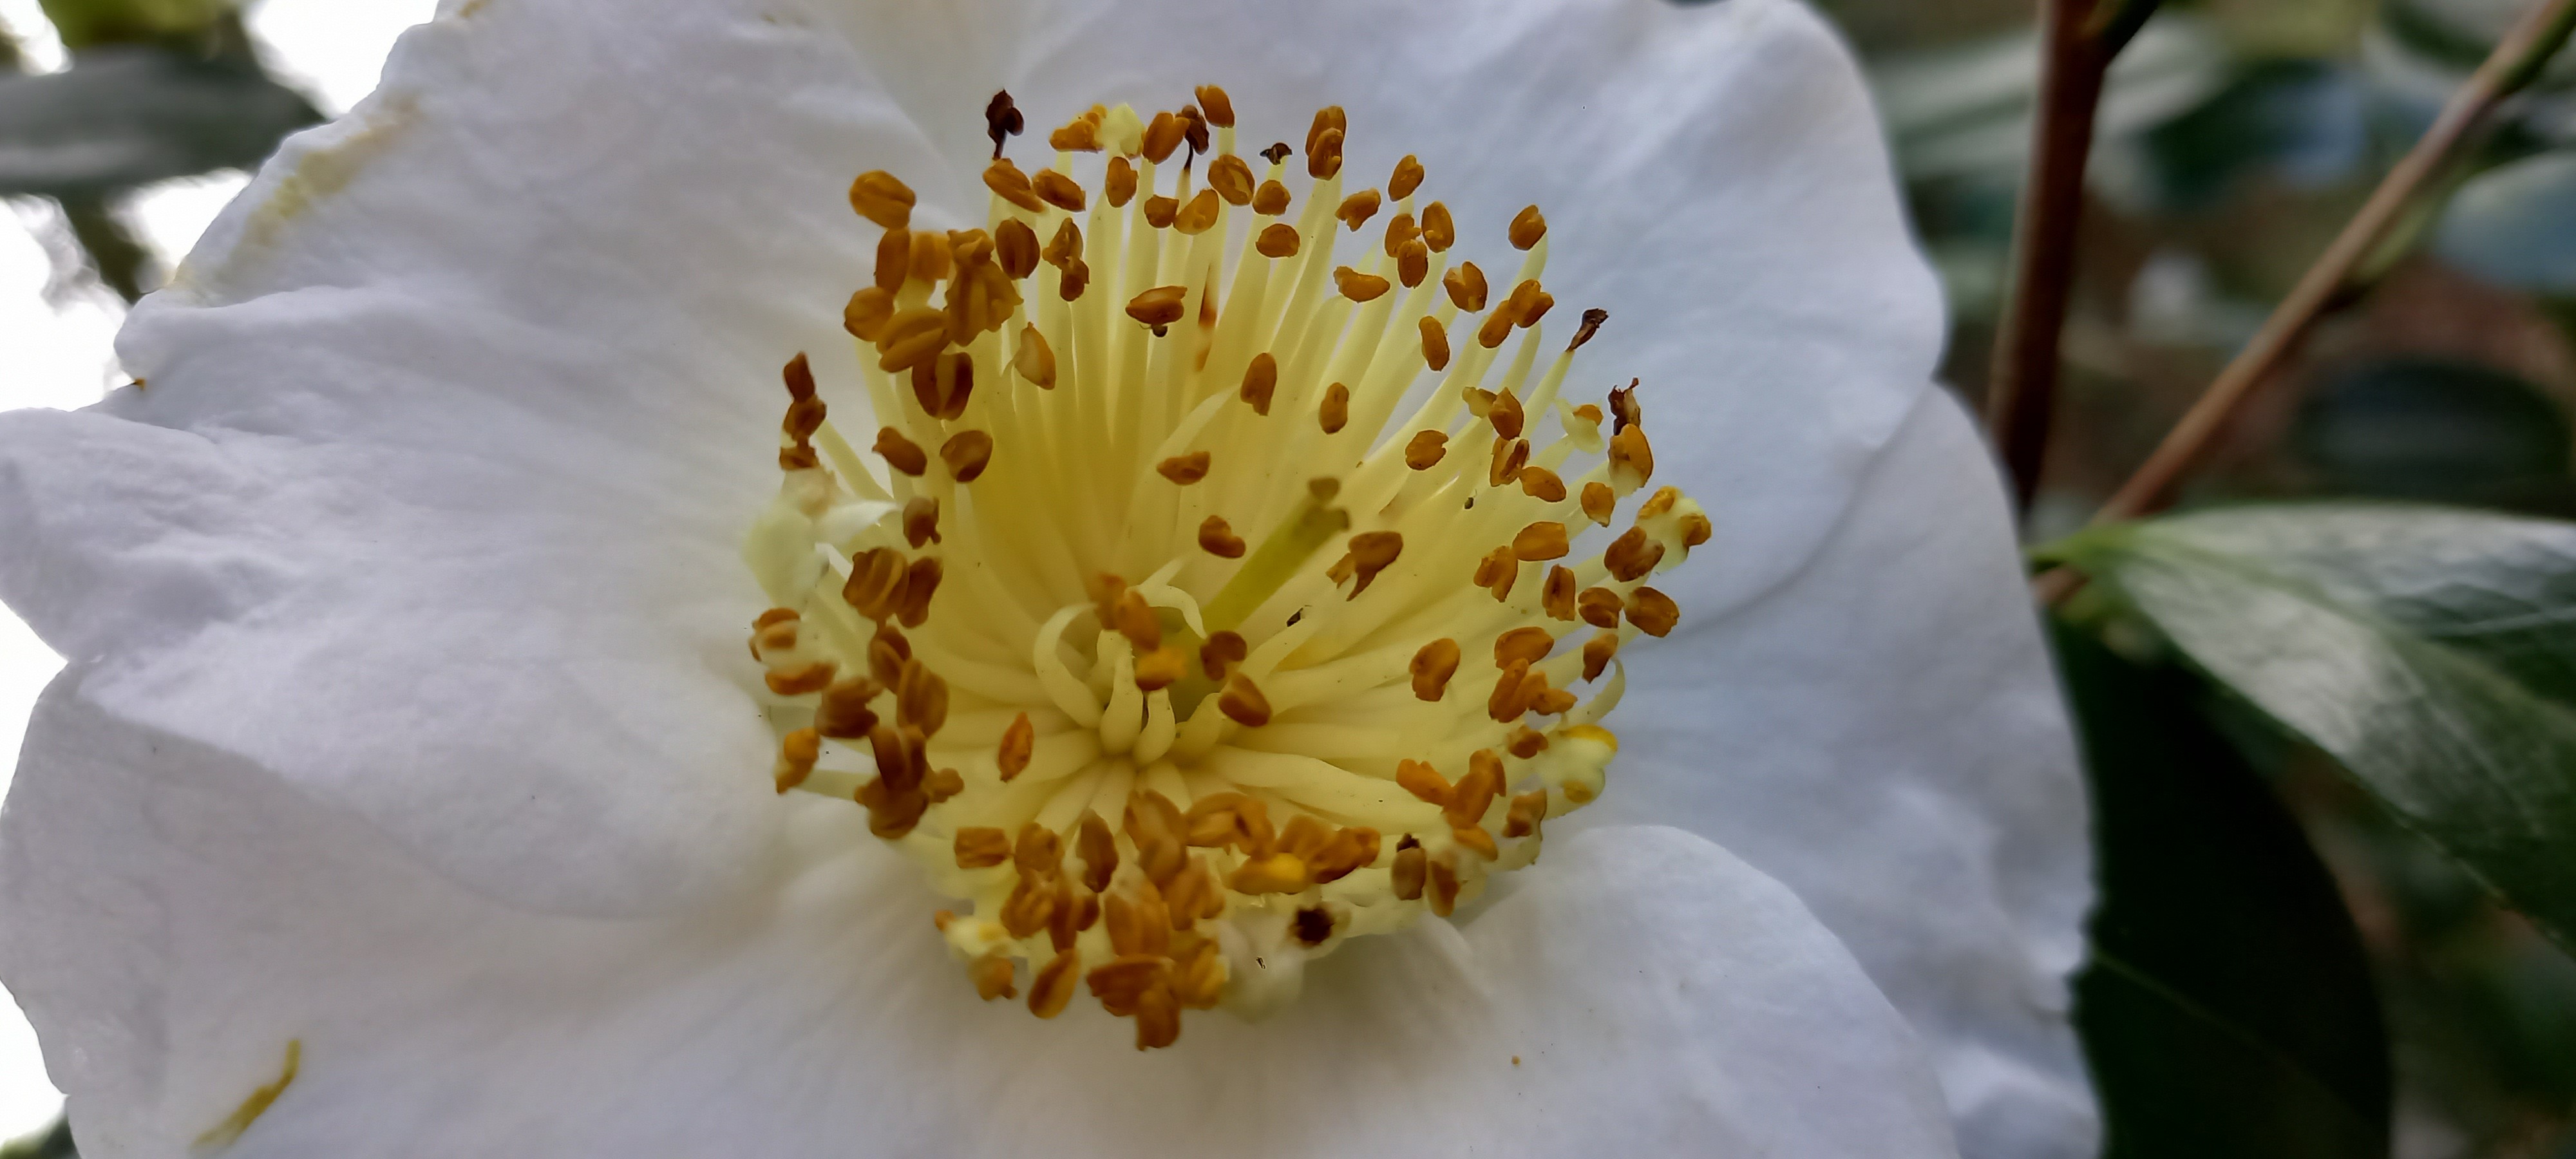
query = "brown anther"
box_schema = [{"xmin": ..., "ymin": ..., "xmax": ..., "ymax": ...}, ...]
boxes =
[
  {"xmin": 1005, "ymin": 326, "xmax": 1056, "ymax": 391},
  {"xmin": 897, "ymin": 495, "xmax": 941, "ymax": 549},
  {"xmin": 1278, "ymin": 813, "xmax": 1334, "ymax": 861},
  {"xmin": 1001, "ymin": 872, "xmax": 1057, "ymax": 939},
  {"xmin": 1488, "ymin": 659, "xmax": 1533, "ymax": 722},
  {"xmin": 1029, "ymin": 948, "xmax": 1081, "ymax": 1019},
  {"xmin": 908, "ymin": 350, "xmax": 974, "ymax": 420},
  {"xmin": 896, "ymin": 659, "xmax": 950, "ymax": 735},
  {"xmin": 1462, "ymin": 388, "xmax": 1494, "ymax": 417},
  {"xmin": 1228, "ymin": 852, "xmax": 1310, "ymax": 895},
  {"xmin": 1488, "ymin": 388, "xmax": 1526, "ymax": 439},
  {"xmin": 1112, "ymin": 590, "xmax": 1162, "ymax": 652},
  {"xmin": 1578, "ymin": 482, "xmax": 1616, "ymax": 528},
  {"xmin": 1609, "ymin": 425, "xmax": 1655, "ymax": 491},
  {"xmin": 1609, "ymin": 380, "xmax": 1642, "ymax": 433},
  {"xmin": 875, "ymin": 306, "xmax": 950, "ymax": 373},
  {"xmin": 1141, "ymin": 195, "xmax": 1179, "ymax": 229},
  {"xmin": 1570, "ymin": 307, "xmax": 1609, "ymax": 350},
  {"xmin": 1173, "ymin": 189, "xmax": 1221, "ymax": 235},
  {"xmin": 814, "ymin": 675, "xmax": 881, "ymax": 740},
  {"xmin": 1508, "ymin": 204, "xmax": 1548, "ymax": 249},
  {"xmin": 1680, "ymin": 511, "xmax": 1714, "ymax": 549},
  {"xmin": 1473, "ymin": 545, "xmax": 1519, "ymax": 601},
  {"xmin": 866, "ymin": 621, "xmax": 911, "ymax": 681},
  {"xmin": 1141, "ymin": 110, "xmax": 1186, "ymax": 164},
  {"xmin": 1134, "ymin": 645, "xmax": 1187, "ymax": 692},
  {"xmin": 1419, "ymin": 201, "xmax": 1456, "ymax": 252},
  {"xmin": 1333, "ymin": 267, "xmax": 1391, "ymax": 303},
  {"xmin": 779, "ymin": 445, "xmax": 820, "ymax": 472},
  {"xmin": 1163, "ymin": 856, "xmax": 1224, "ymax": 925},
  {"xmin": 1383, "ymin": 211, "xmax": 1419, "ymax": 258},
  {"xmin": 1508, "ymin": 279, "xmax": 1555, "ymax": 328},
  {"xmin": 1127, "ymin": 285, "xmax": 1189, "ymax": 328},
  {"xmin": 1444, "ymin": 261, "xmax": 1488, "ymax": 312},
  {"xmin": 874, "ymin": 228, "xmax": 910, "ymax": 292},
  {"xmin": 909, "ymin": 231, "xmax": 954, "ymax": 285},
  {"xmin": 982, "ymin": 158, "xmax": 1045, "ymax": 213},
  {"xmin": 1013, "ymin": 822, "xmax": 1065, "ymax": 878},
  {"xmin": 1638, "ymin": 487, "xmax": 1680, "ymax": 520},
  {"xmin": 1476, "ymin": 299, "xmax": 1520, "ymax": 350},
  {"xmin": 1125, "ymin": 791, "xmax": 1191, "ymax": 882},
  {"xmin": 971, "ymin": 954, "xmax": 1017, "ymax": 1001},
  {"xmin": 940, "ymin": 430, "xmax": 994, "ymax": 483},
  {"xmin": 1255, "ymin": 222, "xmax": 1300, "ymax": 259},
  {"xmin": 1404, "ymin": 429, "xmax": 1448, "ymax": 470},
  {"xmin": 1501, "ymin": 726, "xmax": 1547, "ymax": 761},
  {"xmin": 1575, "ymin": 587, "xmax": 1625, "ymax": 632},
  {"xmin": 1179, "ymin": 104, "xmax": 1211, "ymax": 158},
  {"xmin": 871, "ymin": 426, "xmax": 928, "ymax": 477},
  {"xmin": 985, "ymin": 712, "xmax": 1032, "ymax": 784},
  {"xmin": 857, "ymin": 777, "xmax": 927, "ymax": 840},
  {"xmin": 1396, "ymin": 240, "xmax": 1430, "ymax": 288},
  {"xmin": 844, "ymin": 286, "xmax": 896, "ymax": 341},
  {"xmin": 1392, "ymin": 838, "xmax": 1427, "ymax": 900},
  {"xmin": 1582, "ymin": 629, "xmax": 1620, "ymax": 682},
  {"xmin": 1252, "ymin": 178, "xmax": 1291, "ymax": 216},
  {"xmin": 1336, "ymin": 189, "xmax": 1381, "ymax": 232},
  {"xmin": 1104, "ymin": 156, "xmax": 1138, "ymax": 207},
  {"xmin": 1529, "ymin": 567, "xmax": 1575, "ymax": 623},
  {"xmin": 1408, "ymin": 638, "xmax": 1461, "ymax": 701},
  {"xmin": 842, "ymin": 548, "xmax": 911, "ymax": 622},
  {"xmin": 1238, "ymin": 352, "xmax": 1279, "ymax": 414},
  {"xmin": 1397, "ymin": 758, "xmax": 1454, "ymax": 806},
  {"xmin": 1195, "ymin": 516, "xmax": 1247, "ymax": 560},
  {"xmin": 772, "ymin": 727, "xmax": 820, "ymax": 792},
  {"xmin": 948, "ymin": 227, "xmax": 996, "ymax": 269},
  {"xmin": 1193, "ymin": 84, "xmax": 1236, "ymax": 127},
  {"xmin": 1206, "ymin": 153, "xmax": 1255, "ymax": 205},
  {"xmin": 1085, "ymin": 954, "xmax": 1164, "ymax": 1014},
  {"xmin": 955, "ymin": 827, "xmax": 1011, "ymax": 869},
  {"xmin": 983, "ymin": 90, "xmax": 1024, "ymax": 158},
  {"xmin": 925, "ymin": 766, "xmax": 963, "ymax": 803},
  {"xmin": 1071, "ymin": 811, "xmax": 1119, "ymax": 893},
  {"xmin": 1494, "ymin": 627, "xmax": 1554, "ymax": 668},
  {"xmin": 1009, "ymin": 170, "xmax": 1079, "ymax": 217},
  {"xmin": 1318, "ymin": 382, "xmax": 1351, "ymax": 434},
  {"xmin": 1448, "ymin": 751, "xmax": 1502, "ymax": 828},
  {"xmin": 1088, "ymin": 572, "xmax": 1130, "ymax": 627},
  {"xmin": 1511, "ymin": 522, "xmax": 1569, "ymax": 565},
  {"xmin": 1625, "ymin": 586, "xmax": 1680, "ymax": 637},
  {"xmin": 1311, "ymin": 827, "xmax": 1380, "ymax": 885},
  {"xmin": 1158, "ymin": 451, "xmax": 1213, "ymax": 485},
  {"xmin": 1344, "ymin": 531, "xmax": 1403, "ymax": 596},
  {"xmin": 1426, "ymin": 854, "xmax": 1462, "ymax": 916},
  {"xmin": 1058, "ymin": 257, "xmax": 1090, "ymax": 300},
  {"xmin": 1305, "ymin": 105, "xmax": 1347, "ymax": 153},
  {"xmin": 1200, "ymin": 630, "xmax": 1248, "ymax": 680},
  {"xmin": 1604, "ymin": 527, "xmax": 1665, "ymax": 581},
  {"xmin": 1048, "ymin": 108, "xmax": 1103, "ymax": 152},
  {"xmin": 848, "ymin": 171, "xmax": 916, "ymax": 229},
  {"xmin": 1486, "ymin": 438, "xmax": 1530, "ymax": 489},
  {"xmin": 1218, "ymin": 672, "xmax": 1272, "ymax": 727},
  {"xmin": 1453, "ymin": 825, "xmax": 1499, "ymax": 862},
  {"xmin": 1504, "ymin": 790, "xmax": 1548, "ymax": 840},
  {"xmin": 1387, "ymin": 153, "xmax": 1425, "ymax": 200},
  {"xmin": 1043, "ymin": 219, "xmax": 1083, "ymax": 267}
]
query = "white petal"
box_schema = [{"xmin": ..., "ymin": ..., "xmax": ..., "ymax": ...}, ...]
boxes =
[
  {"xmin": 6, "ymin": 686, "xmax": 1957, "ymax": 1158},
  {"xmin": 1603, "ymin": 388, "xmax": 2101, "ymax": 1158}
]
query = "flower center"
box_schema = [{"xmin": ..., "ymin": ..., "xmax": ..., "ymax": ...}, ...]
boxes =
[{"xmin": 741, "ymin": 88, "xmax": 1708, "ymax": 1049}]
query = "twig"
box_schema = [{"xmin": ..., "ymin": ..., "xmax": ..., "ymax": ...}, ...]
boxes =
[
  {"xmin": 1987, "ymin": 0, "xmax": 2161, "ymax": 517},
  {"xmin": 2087, "ymin": 0, "xmax": 2576, "ymax": 526}
]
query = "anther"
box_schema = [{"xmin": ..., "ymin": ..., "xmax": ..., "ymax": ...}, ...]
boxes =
[
  {"xmin": 1410, "ymin": 638, "xmax": 1462, "ymax": 701},
  {"xmin": 1332, "ymin": 267, "xmax": 1390, "ymax": 303},
  {"xmin": 1173, "ymin": 189, "xmax": 1221, "ymax": 234},
  {"xmin": 1609, "ymin": 426, "xmax": 1655, "ymax": 493},
  {"xmin": 1576, "ymin": 586, "xmax": 1623, "ymax": 629},
  {"xmin": 1178, "ymin": 104, "xmax": 1210, "ymax": 159},
  {"xmin": 1507, "ymin": 279, "xmax": 1555, "ymax": 328},
  {"xmin": 1318, "ymin": 383, "xmax": 1350, "ymax": 433},
  {"xmin": 1030, "ymin": 950, "xmax": 1081, "ymax": 1019},
  {"xmin": 983, "ymin": 158, "xmax": 1045, "ymax": 212},
  {"xmin": 1444, "ymin": 261, "xmax": 1488, "ymax": 312},
  {"xmin": 848, "ymin": 171, "xmax": 916, "ymax": 229},
  {"xmin": 909, "ymin": 351, "xmax": 974, "ymax": 420},
  {"xmin": 1604, "ymin": 527, "xmax": 1663, "ymax": 581},
  {"xmin": 1580, "ymin": 481, "xmax": 1616, "ymax": 526},
  {"xmin": 773, "ymin": 728, "xmax": 820, "ymax": 791},
  {"xmin": 844, "ymin": 548, "xmax": 911, "ymax": 621},
  {"xmin": 1218, "ymin": 673, "xmax": 1273, "ymax": 727},
  {"xmin": 1200, "ymin": 630, "xmax": 1248, "ymax": 680},
  {"xmin": 874, "ymin": 229, "xmax": 909, "ymax": 292},
  {"xmin": 1476, "ymin": 299, "xmax": 1520, "ymax": 350},
  {"xmin": 1077, "ymin": 811, "xmax": 1119, "ymax": 892},
  {"xmin": 1508, "ymin": 205, "xmax": 1548, "ymax": 250},
  {"xmin": 1540, "ymin": 566, "xmax": 1578, "ymax": 621},
  {"xmin": 1453, "ymin": 825, "xmax": 1499, "ymax": 861},
  {"xmin": 1208, "ymin": 154, "xmax": 1255, "ymax": 205},
  {"xmin": 1488, "ymin": 438, "xmax": 1530, "ymax": 487},
  {"xmin": 1625, "ymin": 587, "xmax": 1680, "ymax": 637},
  {"xmin": 1490, "ymin": 389, "xmax": 1525, "ymax": 439},
  {"xmin": 983, "ymin": 90, "xmax": 1024, "ymax": 158},
  {"xmin": 1159, "ymin": 451, "xmax": 1213, "ymax": 485},
  {"xmin": 907, "ymin": 232, "xmax": 952, "ymax": 284},
  {"xmin": 1256, "ymin": 222, "xmax": 1300, "ymax": 259},
  {"xmin": 1397, "ymin": 240, "xmax": 1429, "ymax": 288},
  {"xmin": 1495, "ymin": 627, "xmax": 1553, "ymax": 667},
  {"xmin": 1193, "ymin": 84, "xmax": 1235, "ymax": 127},
  {"xmin": 1142, "ymin": 196, "xmax": 1179, "ymax": 229},
  {"xmin": 903, "ymin": 496, "xmax": 942, "ymax": 547},
  {"xmin": 1344, "ymin": 531, "xmax": 1403, "ymax": 596},
  {"xmin": 897, "ymin": 660, "xmax": 951, "ymax": 734},
  {"xmin": 998, "ymin": 712, "xmax": 1034, "ymax": 781},
  {"xmin": 1582, "ymin": 630, "xmax": 1620, "ymax": 681},
  {"xmin": 1427, "ymin": 855, "xmax": 1462, "ymax": 916},
  {"xmin": 1405, "ymin": 429, "xmax": 1448, "ymax": 469},
  {"xmin": 1520, "ymin": 467, "xmax": 1567, "ymax": 502},
  {"xmin": 1421, "ymin": 202, "xmax": 1455, "ymax": 251},
  {"xmin": 844, "ymin": 287, "xmax": 894, "ymax": 340},
  {"xmin": 1198, "ymin": 515, "xmax": 1247, "ymax": 558},
  {"xmin": 1609, "ymin": 381, "xmax": 1642, "ymax": 433},
  {"xmin": 1141, "ymin": 111, "xmax": 1186, "ymax": 164},
  {"xmin": 972, "ymin": 955, "xmax": 1018, "ymax": 1001},
  {"xmin": 1571, "ymin": 307, "xmax": 1608, "ymax": 350},
  {"xmin": 1392, "ymin": 838, "xmax": 1427, "ymax": 900},
  {"xmin": 956, "ymin": 827, "xmax": 1011, "ymax": 869},
  {"xmin": 1336, "ymin": 189, "xmax": 1381, "ymax": 231},
  {"xmin": 1389, "ymin": 154, "xmax": 1425, "ymax": 200},
  {"xmin": 1104, "ymin": 156, "xmax": 1138, "ymax": 207},
  {"xmin": 1127, "ymin": 286, "xmax": 1189, "ymax": 328},
  {"xmin": 1013, "ymin": 325, "xmax": 1056, "ymax": 389},
  {"xmin": 1383, "ymin": 212, "xmax": 1419, "ymax": 257},
  {"xmin": 816, "ymin": 675, "xmax": 881, "ymax": 739},
  {"xmin": 1112, "ymin": 589, "xmax": 1162, "ymax": 652},
  {"xmin": 876, "ymin": 307, "xmax": 949, "ymax": 373},
  {"xmin": 873, "ymin": 427, "xmax": 929, "ymax": 476},
  {"xmin": 1048, "ymin": 106, "xmax": 1103, "ymax": 151},
  {"xmin": 1473, "ymin": 545, "xmax": 1519, "ymax": 601},
  {"xmin": 1239, "ymin": 352, "xmax": 1278, "ymax": 414},
  {"xmin": 941, "ymin": 430, "xmax": 994, "ymax": 483},
  {"xmin": 1043, "ymin": 219, "xmax": 1083, "ymax": 267},
  {"xmin": 1029, "ymin": 169, "xmax": 1086, "ymax": 213},
  {"xmin": 1504, "ymin": 791, "xmax": 1548, "ymax": 839},
  {"xmin": 1260, "ymin": 141, "xmax": 1291, "ymax": 165}
]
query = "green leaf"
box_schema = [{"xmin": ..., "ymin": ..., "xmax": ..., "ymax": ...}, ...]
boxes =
[
  {"xmin": 2436, "ymin": 150, "xmax": 2576, "ymax": 297},
  {"xmin": 2057, "ymin": 625, "xmax": 2391, "ymax": 1157},
  {"xmin": 2043, "ymin": 502, "xmax": 2576, "ymax": 953},
  {"xmin": 0, "ymin": 46, "xmax": 319, "ymax": 198},
  {"xmin": 35, "ymin": 0, "xmax": 229, "ymax": 50}
]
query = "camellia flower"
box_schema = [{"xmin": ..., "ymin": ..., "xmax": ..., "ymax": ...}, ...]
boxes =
[{"xmin": 0, "ymin": 0, "xmax": 2094, "ymax": 1156}]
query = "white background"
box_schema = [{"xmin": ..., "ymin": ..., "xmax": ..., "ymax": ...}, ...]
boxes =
[{"xmin": 0, "ymin": 0, "xmax": 436, "ymax": 1136}]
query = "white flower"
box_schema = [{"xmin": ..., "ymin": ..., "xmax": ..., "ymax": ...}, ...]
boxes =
[{"xmin": 0, "ymin": 0, "xmax": 2095, "ymax": 1155}]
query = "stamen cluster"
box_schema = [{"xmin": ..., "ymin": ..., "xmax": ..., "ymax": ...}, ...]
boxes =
[{"xmin": 741, "ymin": 86, "xmax": 1709, "ymax": 1048}]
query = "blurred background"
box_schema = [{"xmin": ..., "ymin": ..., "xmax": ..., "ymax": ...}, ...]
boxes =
[{"xmin": 1, "ymin": 0, "xmax": 2573, "ymax": 1154}]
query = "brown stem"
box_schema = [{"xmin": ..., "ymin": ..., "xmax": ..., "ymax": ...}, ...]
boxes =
[
  {"xmin": 1987, "ymin": 0, "xmax": 2158, "ymax": 517},
  {"xmin": 2087, "ymin": 0, "xmax": 2576, "ymax": 527}
]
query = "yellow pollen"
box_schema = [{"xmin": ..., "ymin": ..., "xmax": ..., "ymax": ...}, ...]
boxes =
[{"xmin": 741, "ymin": 87, "xmax": 1703, "ymax": 1050}]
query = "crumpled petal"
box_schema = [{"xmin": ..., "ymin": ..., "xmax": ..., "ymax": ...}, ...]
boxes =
[
  {"xmin": 0, "ymin": 0, "xmax": 1938, "ymax": 917},
  {"xmin": 5, "ymin": 685, "xmax": 1958, "ymax": 1158},
  {"xmin": 1604, "ymin": 389, "xmax": 2099, "ymax": 1158}
]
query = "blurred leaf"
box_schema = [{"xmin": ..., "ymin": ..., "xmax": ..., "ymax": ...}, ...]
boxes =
[
  {"xmin": 2291, "ymin": 357, "xmax": 2575, "ymax": 507},
  {"xmin": 36, "ymin": 0, "xmax": 228, "ymax": 50},
  {"xmin": 2042, "ymin": 504, "xmax": 2576, "ymax": 954},
  {"xmin": 2058, "ymin": 624, "xmax": 2392, "ymax": 1158},
  {"xmin": 2108, "ymin": 59, "xmax": 2370, "ymax": 210},
  {"xmin": 0, "ymin": 44, "xmax": 318, "ymax": 198},
  {"xmin": 0, "ymin": 1117, "xmax": 73, "ymax": 1159},
  {"xmin": 2436, "ymin": 149, "xmax": 2576, "ymax": 294},
  {"xmin": 1870, "ymin": 14, "xmax": 2237, "ymax": 182}
]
